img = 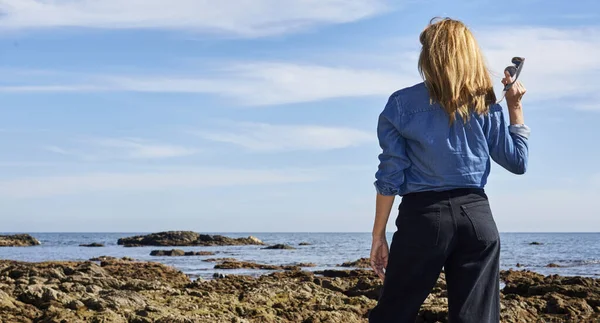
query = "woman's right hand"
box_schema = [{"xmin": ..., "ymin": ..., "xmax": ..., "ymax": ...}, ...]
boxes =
[
  {"xmin": 370, "ymin": 235, "xmax": 389, "ymax": 280},
  {"xmin": 502, "ymin": 70, "xmax": 527, "ymax": 109}
]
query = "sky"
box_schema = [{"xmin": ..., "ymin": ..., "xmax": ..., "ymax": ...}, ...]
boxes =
[{"xmin": 0, "ymin": 0, "xmax": 599, "ymax": 233}]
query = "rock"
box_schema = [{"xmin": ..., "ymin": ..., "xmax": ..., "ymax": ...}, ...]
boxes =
[
  {"xmin": 262, "ymin": 244, "xmax": 295, "ymax": 250},
  {"xmin": 338, "ymin": 258, "xmax": 371, "ymax": 269},
  {"xmin": 66, "ymin": 299, "xmax": 85, "ymax": 310},
  {"xmin": 90, "ymin": 256, "xmax": 117, "ymax": 262},
  {"xmin": 90, "ymin": 256, "xmax": 134, "ymax": 262},
  {"xmin": 213, "ymin": 273, "xmax": 227, "ymax": 279},
  {"xmin": 299, "ymin": 242, "xmax": 312, "ymax": 246},
  {"xmin": 1, "ymin": 259, "xmax": 599, "ymax": 322},
  {"xmin": 150, "ymin": 249, "xmax": 185, "ymax": 256},
  {"xmin": 80, "ymin": 243, "xmax": 104, "ymax": 247},
  {"xmin": 150, "ymin": 249, "xmax": 215, "ymax": 256},
  {"xmin": 185, "ymin": 251, "xmax": 215, "ymax": 256},
  {"xmin": 530, "ymin": 242, "xmax": 543, "ymax": 245},
  {"xmin": 214, "ymin": 261, "xmax": 300, "ymax": 271},
  {"xmin": 289, "ymin": 262, "xmax": 317, "ymax": 268},
  {"xmin": 0, "ymin": 234, "xmax": 41, "ymax": 247},
  {"xmin": 118, "ymin": 231, "xmax": 264, "ymax": 247},
  {"xmin": 547, "ymin": 263, "xmax": 562, "ymax": 268},
  {"xmin": 103, "ymin": 290, "xmax": 147, "ymax": 309},
  {"xmin": 203, "ymin": 258, "xmax": 237, "ymax": 263}
]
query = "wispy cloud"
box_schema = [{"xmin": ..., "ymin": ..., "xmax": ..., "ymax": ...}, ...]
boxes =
[
  {"xmin": 0, "ymin": 167, "xmax": 323, "ymax": 199},
  {"xmin": 0, "ymin": 0, "xmax": 392, "ymax": 37},
  {"xmin": 45, "ymin": 137, "xmax": 198, "ymax": 161},
  {"xmin": 1, "ymin": 26, "xmax": 599, "ymax": 109},
  {"xmin": 191, "ymin": 121, "xmax": 374, "ymax": 152},
  {"xmin": 43, "ymin": 145, "xmax": 72, "ymax": 156},
  {"xmin": 0, "ymin": 62, "xmax": 414, "ymax": 105}
]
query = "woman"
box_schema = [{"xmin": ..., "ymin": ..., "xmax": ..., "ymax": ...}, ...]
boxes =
[{"xmin": 368, "ymin": 18, "xmax": 529, "ymax": 323}]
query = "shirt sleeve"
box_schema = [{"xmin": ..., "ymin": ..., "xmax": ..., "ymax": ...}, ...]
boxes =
[
  {"xmin": 484, "ymin": 104, "xmax": 530, "ymax": 175},
  {"xmin": 374, "ymin": 95, "xmax": 411, "ymax": 196}
]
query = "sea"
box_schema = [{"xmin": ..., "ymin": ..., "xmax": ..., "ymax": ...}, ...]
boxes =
[{"xmin": 0, "ymin": 232, "xmax": 599, "ymax": 280}]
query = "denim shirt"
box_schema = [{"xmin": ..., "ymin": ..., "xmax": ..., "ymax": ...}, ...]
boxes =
[{"xmin": 374, "ymin": 82, "xmax": 530, "ymax": 196}]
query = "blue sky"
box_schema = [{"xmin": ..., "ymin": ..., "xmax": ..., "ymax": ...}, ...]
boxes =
[{"xmin": 0, "ymin": 0, "xmax": 599, "ymax": 232}]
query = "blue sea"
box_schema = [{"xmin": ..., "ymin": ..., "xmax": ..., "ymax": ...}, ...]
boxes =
[{"xmin": 0, "ymin": 233, "xmax": 599, "ymax": 280}]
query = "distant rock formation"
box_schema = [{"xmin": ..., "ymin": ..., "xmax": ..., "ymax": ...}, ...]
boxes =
[
  {"xmin": 262, "ymin": 244, "xmax": 295, "ymax": 250},
  {"xmin": 79, "ymin": 243, "xmax": 104, "ymax": 247},
  {"xmin": 0, "ymin": 234, "xmax": 41, "ymax": 247},
  {"xmin": 150, "ymin": 249, "xmax": 215, "ymax": 257},
  {"xmin": 117, "ymin": 231, "xmax": 264, "ymax": 247}
]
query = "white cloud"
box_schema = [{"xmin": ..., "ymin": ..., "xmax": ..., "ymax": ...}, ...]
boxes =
[
  {"xmin": 97, "ymin": 62, "xmax": 413, "ymax": 105},
  {"xmin": 0, "ymin": 0, "xmax": 391, "ymax": 37},
  {"xmin": 1, "ymin": 25, "xmax": 599, "ymax": 108},
  {"xmin": 0, "ymin": 85, "xmax": 101, "ymax": 92},
  {"xmin": 475, "ymin": 26, "xmax": 600, "ymax": 109},
  {"xmin": 0, "ymin": 62, "xmax": 413, "ymax": 105},
  {"xmin": 87, "ymin": 138, "xmax": 197, "ymax": 159},
  {"xmin": 192, "ymin": 121, "xmax": 374, "ymax": 152},
  {"xmin": 0, "ymin": 167, "xmax": 323, "ymax": 199},
  {"xmin": 46, "ymin": 137, "xmax": 198, "ymax": 160}
]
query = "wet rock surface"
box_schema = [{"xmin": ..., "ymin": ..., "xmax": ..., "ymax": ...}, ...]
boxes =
[
  {"xmin": 0, "ymin": 234, "xmax": 41, "ymax": 247},
  {"xmin": 0, "ymin": 259, "xmax": 598, "ymax": 322},
  {"xmin": 117, "ymin": 231, "xmax": 264, "ymax": 247}
]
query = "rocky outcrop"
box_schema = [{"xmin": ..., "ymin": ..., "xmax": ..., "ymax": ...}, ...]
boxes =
[
  {"xmin": 150, "ymin": 249, "xmax": 216, "ymax": 257},
  {"xmin": 0, "ymin": 259, "xmax": 598, "ymax": 322},
  {"xmin": 0, "ymin": 234, "xmax": 41, "ymax": 247},
  {"xmin": 203, "ymin": 258, "xmax": 237, "ymax": 263},
  {"xmin": 79, "ymin": 243, "xmax": 104, "ymax": 247},
  {"xmin": 499, "ymin": 269, "xmax": 600, "ymax": 322},
  {"xmin": 89, "ymin": 256, "xmax": 135, "ymax": 262},
  {"xmin": 214, "ymin": 261, "xmax": 301, "ymax": 271},
  {"xmin": 339, "ymin": 257, "xmax": 371, "ymax": 268},
  {"xmin": 262, "ymin": 244, "xmax": 295, "ymax": 250},
  {"xmin": 117, "ymin": 231, "xmax": 264, "ymax": 247}
]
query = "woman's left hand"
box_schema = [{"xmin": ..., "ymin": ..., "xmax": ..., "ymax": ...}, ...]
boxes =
[{"xmin": 370, "ymin": 236, "xmax": 389, "ymax": 280}]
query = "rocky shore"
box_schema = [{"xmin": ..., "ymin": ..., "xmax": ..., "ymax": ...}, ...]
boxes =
[
  {"xmin": 117, "ymin": 231, "xmax": 264, "ymax": 247},
  {"xmin": 0, "ymin": 234, "xmax": 41, "ymax": 247},
  {"xmin": 0, "ymin": 258, "xmax": 598, "ymax": 322}
]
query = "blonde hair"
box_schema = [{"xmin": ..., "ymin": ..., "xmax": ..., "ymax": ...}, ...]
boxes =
[{"xmin": 418, "ymin": 17, "xmax": 496, "ymax": 123}]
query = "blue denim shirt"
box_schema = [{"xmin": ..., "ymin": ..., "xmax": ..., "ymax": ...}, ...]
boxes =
[{"xmin": 374, "ymin": 82, "xmax": 530, "ymax": 196}]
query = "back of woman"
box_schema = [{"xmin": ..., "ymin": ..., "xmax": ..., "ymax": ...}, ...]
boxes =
[{"xmin": 368, "ymin": 18, "xmax": 530, "ymax": 323}]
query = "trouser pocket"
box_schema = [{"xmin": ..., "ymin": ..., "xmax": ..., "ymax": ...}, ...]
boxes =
[
  {"xmin": 460, "ymin": 200, "xmax": 499, "ymax": 243},
  {"xmin": 395, "ymin": 203, "xmax": 441, "ymax": 247}
]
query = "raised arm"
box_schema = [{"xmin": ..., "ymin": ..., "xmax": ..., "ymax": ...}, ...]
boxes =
[{"xmin": 485, "ymin": 71, "xmax": 530, "ymax": 174}]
